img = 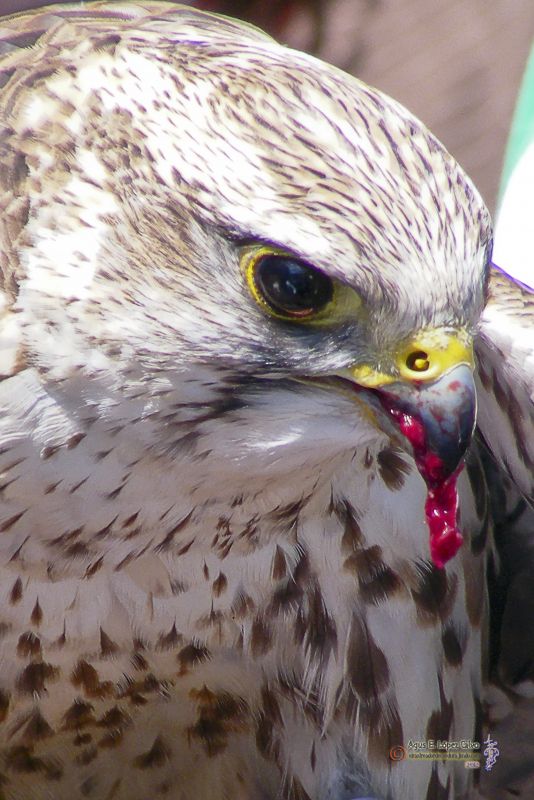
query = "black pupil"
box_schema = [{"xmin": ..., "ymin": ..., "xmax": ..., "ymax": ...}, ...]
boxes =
[{"xmin": 255, "ymin": 255, "xmax": 333, "ymax": 316}]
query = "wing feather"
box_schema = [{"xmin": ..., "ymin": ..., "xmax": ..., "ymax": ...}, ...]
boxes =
[{"xmin": 475, "ymin": 266, "xmax": 534, "ymax": 501}]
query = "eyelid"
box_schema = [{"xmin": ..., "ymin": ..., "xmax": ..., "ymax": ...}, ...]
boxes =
[
  {"xmin": 239, "ymin": 244, "xmax": 363, "ymax": 326},
  {"xmin": 241, "ymin": 246, "xmax": 333, "ymax": 322}
]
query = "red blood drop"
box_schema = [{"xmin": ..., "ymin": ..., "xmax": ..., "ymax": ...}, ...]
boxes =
[{"xmin": 382, "ymin": 402, "xmax": 463, "ymax": 568}]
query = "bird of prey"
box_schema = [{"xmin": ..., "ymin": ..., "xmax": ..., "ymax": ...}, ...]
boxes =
[{"xmin": 0, "ymin": 3, "xmax": 533, "ymax": 800}]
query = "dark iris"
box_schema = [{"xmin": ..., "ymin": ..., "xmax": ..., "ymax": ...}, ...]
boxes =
[{"xmin": 254, "ymin": 255, "xmax": 334, "ymax": 317}]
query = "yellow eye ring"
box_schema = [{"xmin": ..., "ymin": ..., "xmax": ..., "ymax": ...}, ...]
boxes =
[{"xmin": 242, "ymin": 246, "xmax": 335, "ymax": 321}]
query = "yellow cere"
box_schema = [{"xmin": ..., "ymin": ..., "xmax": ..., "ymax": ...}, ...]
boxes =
[
  {"xmin": 396, "ymin": 328, "xmax": 474, "ymax": 383},
  {"xmin": 349, "ymin": 328, "xmax": 474, "ymax": 389},
  {"xmin": 240, "ymin": 245, "xmax": 363, "ymax": 326}
]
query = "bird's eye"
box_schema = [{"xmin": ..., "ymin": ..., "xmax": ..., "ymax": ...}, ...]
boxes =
[{"xmin": 244, "ymin": 249, "xmax": 334, "ymax": 320}]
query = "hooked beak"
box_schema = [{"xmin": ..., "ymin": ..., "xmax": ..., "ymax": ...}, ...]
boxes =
[
  {"xmin": 345, "ymin": 328, "xmax": 477, "ymax": 482},
  {"xmin": 376, "ymin": 364, "xmax": 477, "ymax": 484},
  {"xmin": 339, "ymin": 328, "xmax": 476, "ymax": 568}
]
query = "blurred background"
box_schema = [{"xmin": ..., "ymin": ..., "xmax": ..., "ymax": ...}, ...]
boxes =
[{"xmin": 2, "ymin": 0, "xmax": 534, "ymax": 213}]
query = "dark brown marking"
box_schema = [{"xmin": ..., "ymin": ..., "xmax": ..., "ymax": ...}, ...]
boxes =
[
  {"xmin": 344, "ymin": 545, "xmax": 403, "ymax": 605},
  {"xmin": 271, "ymin": 545, "xmax": 287, "ymax": 580},
  {"xmin": 363, "ymin": 698, "xmax": 404, "ymax": 764},
  {"xmin": 122, "ymin": 511, "xmax": 140, "ymax": 528},
  {"xmin": 212, "ymin": 572, "xmax": 227, "ymax": 597},
  {"xmin": 250, "ymin": 617, "xmax": 273, "ymax": 657},
  {"xmin": 69, "ymin": 477, "xmax": 89, "ymax": 494},
  {"xmin": 260, "ymin": 685, "xmax": 283, "ymax": 726},
  {"xmin": 295, "ymin": 584, "xmax": 337, "ymax": 666},
  {"xmin": 133, "ymin": 735, "xmax": 171, "ymax": 769},
  {"xmin": 30, "ymin": 598, "xmax": 43, "ymax": 627},
  {"xmin": 65, "ymin": 541, "xmax": 90, "ymax": 558},
  {"xmin": 131, "ymin": 652, "xmax": 149, "ymax": 671},
  {"xmin": 62, "ymin": 699, "xmax": 96, "ymax": 730},
  {"xmin": 177, "ymin": 643, "xmax": 211, "ymax": 674},
  {"xmin": 8, "ymin": 535, "xmax": 29, "ymax": 563},
  {"xmin": 94, "ymin": 517, "xmax": 117, "ymax": 539},
  {"xmin": 230, "ymin": 590, "xmax": 255, "ymax": 619},
  {"xmin": 0, "ymin": 511, "xmax": 26, "ymax": 532},
  {"xmin": 128, "ymin": 692, "xmax": 148, "ymax": 706},
  {"xmin": 107, "ymin": 483, "xmax": 125, "ymax": 501},
  {"xmin": 100, "ymin": 628, "xmax": 119, "ymax": 657},
  {"xmin": 426, "ymin": 674, "xmax": 453, "ymax": 742},
  {"xmin": 5, "ymin": 745, "xmax": 62, "ymax": 779},
  {"xmin": 142, "ymin": 673, "xmax": 166, "ymax": 694},
  {"xmin": 155, "ymin": 509, "xmax": 194, "ymax": 552},
  {"xmin": 175, "ymin": 538, "xmax": 194, "ymax": 555},
  {"xmin": 16, "ymin": 631, "xmax": 41, "ymax": 658},
  {"xmin": 67, "ymin": 432, "xmax": 86, "ymax": 449},
  {"xmin": 98, "ymin": 730, "xmax": 124, "ymax": 749},
  {"xmin": 442, "ymin": 623, "xmax": 465, "ymax": 667},
  {"xmin": 96, "ymin": 705, "xmax": 131, "ymax": 731},
  {"xmin": 55, "ymin": 625, "xmax": 66, "ymax": 648},
  {"xmin": 187, "ymin": 714, "xmax": 229, "ymax": 757},
  {"xmin": 49, "ymin": 527, "xmax": 84, "ymax": 548},
  {"xmin": 411, "ymin": 562, "xmax": 458, "ymax": 625},
  {"xmin": 84, "ymin": 557, "xmax": 104, "ymax": 578},
  {"xmin": 187, "ymin": 688, "xmax": 249, "ymax": 757},
  {"xmin": 0, "ymin": 689, "xmax": 9, "ymax": 723},
  {"xmin": 15, "ymin": 708, "xmax": 53, "ymax": 744},
  {"xmin": 335, "ymin": 499, "xmax": 363, "ymax": 553},
  {"xmin": 346, "ymin": 614, "xmax": 389, "ymax": 700},
  {"xmin": 255, "ymin": 712, "xmax": 280, "ymax": 761},
  {"xmin": 75, "ymin": 746, "xmax": 98, "ymax": 766},
  {"xmin": 71, "ymin": 660, "xmax": 113, "ymax": 699},
  {"xmin": 73, "ymin": 733, "xmax": 92, "ymax": 746},
  {"xmin": 16, "ymin": 661, "xmax": 59, "ymax": 696},
  {"xmin": 267, "ymin": 577, "xmax": 303, "ymax": 616},
  {"xmin": 267, "ymin": 499, "xmax": 304, "ymax": 533},
  {"xmin": 156, "ymin": 622, "xmax": 183, "ymax": 651},
  {"xmin": 114, "ymin": 550, "xmax": 137, "ymax": 571},
  {"xmin": 377, "ymin": 447, "xmax": 410, "ymax": 490},
  {"xmin": 9, "ymin": 577, "xmax": 23, "ymax": 604}
]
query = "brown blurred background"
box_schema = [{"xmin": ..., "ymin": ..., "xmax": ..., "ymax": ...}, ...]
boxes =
[{"xmin": 2, "ymin": 0, "xmax": 534, "ymax": 210}]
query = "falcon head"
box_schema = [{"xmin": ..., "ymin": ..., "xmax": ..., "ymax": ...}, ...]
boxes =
[{"xmin": 9, "ymin": 5, "xmax": 491, "ymax": 553}]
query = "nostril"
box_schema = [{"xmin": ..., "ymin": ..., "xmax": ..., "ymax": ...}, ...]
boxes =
[{"xmin": 406, "ymin": 350, "xmax": 430, "ymax": 372}]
